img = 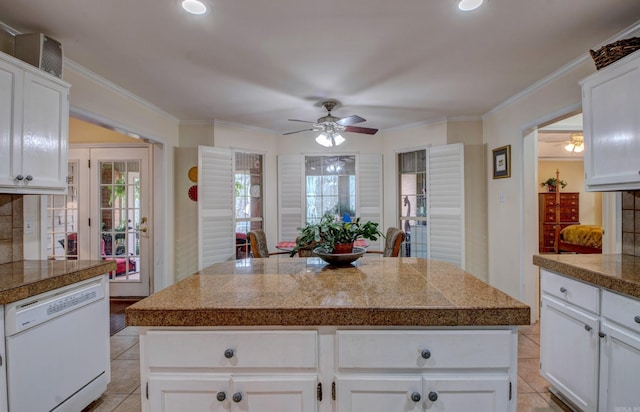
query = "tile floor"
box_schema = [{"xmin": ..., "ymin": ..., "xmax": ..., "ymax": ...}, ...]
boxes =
[{"xmin": 85, "ymin": 322, "xmax": 572, "ymax": 412}]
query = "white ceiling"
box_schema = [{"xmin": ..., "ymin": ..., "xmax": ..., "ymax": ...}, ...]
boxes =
[{"xmin": 1, "ymin": 1, "xmax": 639, "ymax": 134}]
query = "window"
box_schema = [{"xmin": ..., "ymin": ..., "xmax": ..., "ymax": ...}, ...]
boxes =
[
  {"xmin": 398, "ymin": 149, "xmax": 427, "ymax": 257},
  {"xmin": 234, "ymin": 152, "xmax": 263, "ymax": 258},
  {"xmin": 305, "ymin": 155, "xmax": 356, "ymax": 224},
  {"xmin": 47, "ymin": 161, "xmax": 79, "ymax": 260}
]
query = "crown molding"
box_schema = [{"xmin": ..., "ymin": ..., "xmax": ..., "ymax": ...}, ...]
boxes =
[{"xmin": 64, "ymin": 58, "xmax": 180, "ymax": 123}]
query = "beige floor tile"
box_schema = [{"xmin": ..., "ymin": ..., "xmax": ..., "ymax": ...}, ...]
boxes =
[
  {"xmin": 82, "ymin": 394, "xmax": 128, "ymax": 412},
  {"xmin": 112, "ymin": 393, "xmax": 142, "ymax": 412},
  {"xmin": 117, "ymin": 343, "xmax": 140, "ymax": 360},
  {"xmin": 111, "ymin": 336, "xmax": 139, "ymax": 360},
  {"xmin": 518, "ymin": 334, "xmax": 540, "ymax": 359},
  {"xmin": 526, "ymin": 333, "xmax": 540, "ymax": 346},
  {"xmin": 116, "ymin": 326, "xmax": 140, "ymax": 336},
  {"xmin": 518, "ymin": 358, "xmax": 551, "ymax": 393},
  {"xmin": 518, "ymin": 375, "xmax": 537, "ymax": 394},
  {"xmin": 517, "ymin": 393, "xmax": 555, "ymax": 412},
  {"xmin": 519, "ymin": 322, "xmax": 540, "ymax": 336},
  {"xmin": 107, "ymin": 359, "xmax": 141, "ymax": 395}
]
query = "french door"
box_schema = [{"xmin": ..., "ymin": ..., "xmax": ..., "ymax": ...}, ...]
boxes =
[{"xmin": 48, "ymin": 147, "xmax": 151, "ymax": 297}]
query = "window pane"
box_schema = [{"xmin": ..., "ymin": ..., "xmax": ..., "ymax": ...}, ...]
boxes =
[
  {"xmin": 304, "ymin": 155, "xmax": 356, "ymax": 223},
  {"xmin": 398, "ymin": 150, "xmax": 428, "ymax": 258},
  {"xmin": 234, "ymin": 152, "xmax": 264, "ymax": 259}
]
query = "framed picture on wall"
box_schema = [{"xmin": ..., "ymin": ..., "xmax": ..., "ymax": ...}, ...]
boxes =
[{"xmin": 492, "ymin": 145, "xmax": 511, "ymax": 179}]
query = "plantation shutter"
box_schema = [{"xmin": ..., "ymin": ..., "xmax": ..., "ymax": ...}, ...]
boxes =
[
  {"xmin": 357, "ymin": 153, "xmax": 383, "ymax": 251},
  {"xmin": 198, "ymin": 145, "xmax": 234, "ymax": 269},
  {"xmin": 278, "ymin": 154, "xmax": 304, "ymax": 242},
  {"xmin": 427, "ymin": 143, "xmax": 465, "ymax": 269}
]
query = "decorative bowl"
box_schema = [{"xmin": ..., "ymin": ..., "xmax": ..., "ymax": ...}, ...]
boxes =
[{"xmin": 312, "ymin": 246, "xmax": 367, "ymax": 266}]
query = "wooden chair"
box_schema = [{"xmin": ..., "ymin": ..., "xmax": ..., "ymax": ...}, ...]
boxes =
[
  {"xmin": 367, "ymin": 227, "xmax": 405, "ymax": 257},
  {"xmin": 247, "ymin": 229, "xmax": 289, "ymax": 258}
]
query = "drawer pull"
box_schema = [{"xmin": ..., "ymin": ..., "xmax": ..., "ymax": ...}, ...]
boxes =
[
  {"xmin": 428, "ymin": 391, "xmax": 438, "ymax": 402},
  {"xmin": 410, "ymin": 392, "xmax": 421, "ymax": 402},
  {"xmin": 584, "ymin": 324, "xmax": 592, "ymax": 332},
  {"xmin": 25, "ymin": 175, "xmax": 33, "ymax": 182},
  {"xmin": 224, "ymin": 348, "xmax": 235, "ymax": 359},
  {"xmin": 599, "ymin": 332, "xmax": 606, "ymax": 338},
  {"xmin": 560, "ymin": 287, "xmax": 567, "ymax": 293},
  {"xmin": 15, "ymin": 175, "xmax": 24, "ymax": 181},
  {"xmin": 232, "ymin": 392, "xmax": 243, "ymax": 403},
  {"xmin": 216, "ymin": 392, "xmax": 226, "ymax": 402},
  {"xmin": 635, "ymin": 315, "xmax": 640, "ymax": 324},
  {"xmin": 420, "ymin": 349, "xmax": 431, "ymax": 359}
]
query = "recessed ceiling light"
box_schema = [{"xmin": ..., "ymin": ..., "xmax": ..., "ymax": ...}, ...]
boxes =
[
  {"xmin": 182, "ymin": 0, "xmax": 207, "ymax": 15},
  {"xmin": 458, "ymin": 0, "xmax": 484, "ymax": 11}
]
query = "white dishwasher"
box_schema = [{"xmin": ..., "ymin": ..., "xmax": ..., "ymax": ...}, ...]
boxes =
[{"xmin": 4, "ymin": 275, "xmax": 110, "ymax": 412}]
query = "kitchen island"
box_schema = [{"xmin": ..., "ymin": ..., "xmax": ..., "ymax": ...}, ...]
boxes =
[{"xmin": 127, "ymin": 255, "xmax": 529, "ymax": 412}]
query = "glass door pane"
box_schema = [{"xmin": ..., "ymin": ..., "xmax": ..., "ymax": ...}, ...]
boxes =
[
  {"xmin": 398, "ymin": 150, "xmax": 427, "ymax": 257},
  {"xmin": 46, "ymin": 161, "xmax": 79, "ymax": 260}
]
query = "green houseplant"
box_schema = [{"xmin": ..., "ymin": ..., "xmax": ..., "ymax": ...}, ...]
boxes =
[
  {"xmin": 540, "ymin": 177, "xmax": 567, "ymax": 192},
  {"xmin": 291, "ymin": 212, "xmax": 382, "ymax": 256}
]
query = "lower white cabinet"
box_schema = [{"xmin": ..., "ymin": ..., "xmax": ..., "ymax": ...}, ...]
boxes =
[
  {"xmin": 540, "ymin": 269, "xmax": 640, "ymax": 412},
  {"xmin": 149, "ymin": 375, "xmax": 317, "ymax": 412},
  {"xmin": 139, "ymin": 327, "xmax": 519, "ymax": 412},
  {"xmin": 336, "ymin": 376, "xmax": 509, "ymax": 412}
]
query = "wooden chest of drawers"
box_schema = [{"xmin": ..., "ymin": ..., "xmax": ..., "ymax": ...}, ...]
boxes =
[{"xmin": 538, "ymin": 192, "xmax": 579, "ymax": 253}]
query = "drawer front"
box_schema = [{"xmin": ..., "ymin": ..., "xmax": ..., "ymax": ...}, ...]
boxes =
[
  {"xmin": 540, "ymin": 270, "xmax": 599, "ymax": 314},
  {"xmin": 336, "ymin": 330, "xmax": 512, "ymax": 370},
  {"xmin": 602, "ymin": 290, "xmax": 640, "ymax": 335},
  {"xmin": 146, "ymin": 330, "xmax": 318, "ymax": 369}
]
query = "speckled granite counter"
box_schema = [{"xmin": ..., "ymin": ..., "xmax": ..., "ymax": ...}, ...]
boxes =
[
  {"xmin": 533, "ymin": 253, "xmax": 640, "ymax": 299},
  {"xmin": 127, "ymin": 255, "xmax": 530, "ymax": 327},
  {"xmin": 0, "ymin": 260, "xmax": 116, "ymax": 304}
]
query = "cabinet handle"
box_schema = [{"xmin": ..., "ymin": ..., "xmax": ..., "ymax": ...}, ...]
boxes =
[
  {"xmin": 428, "ymin": 391, "xmax": 438, "ymax": 402},
  {"xmin": 634, "ymin": 315, "xmax": 640, "ymax": 324},
  {"xmin": 224, "ymin": 348, "xmax": 234, "ymax": 359},
  {"xmin": 216, "ymin": 392, "xmax": 226, "ymax": 402},
  {"xmin": 421, "ymin": 349, "xmax": 431, "ymax": 359},
  {"xmin": 599, "ymin": 332, "xmax": 606, "ymax": 338},
  {"xmin": 584, "ymin": 324, "xmax": 592, "ymax": 332},
  {"xmin": 410, "ymin": 392, "xmax": 421, "ymax": 402},
  {"xmin": 560, "ymin": 287, "xmax": 567, "ymax": 293},
  {"xmin": 25, "ymin": 175, "xmax": 33, "ymax": 181},
  {"xmin": 15, "ymin": 175, "xmax": 24, "ymax": 181},
  {"xmin": 232, "ymin": 392, "xmax": 243, "ymax": 403}
]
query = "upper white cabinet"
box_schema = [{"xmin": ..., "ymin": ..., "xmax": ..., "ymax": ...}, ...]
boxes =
[
  {"xmin": 581, "ymin": 50, "xmax": 640, "ymax": 191},
  {"xmin": 0, "ymin": 52, "xmax": 69, "ymax": 194}
]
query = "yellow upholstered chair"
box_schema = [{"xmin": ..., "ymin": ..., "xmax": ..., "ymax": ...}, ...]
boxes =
[{"xmin": 367, "ymin": 227, "xmax": 405, "ymax": 257}]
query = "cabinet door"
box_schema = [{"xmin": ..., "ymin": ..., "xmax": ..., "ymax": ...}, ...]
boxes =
[
  {"xmin": 148, "ymin": 376, "xmax": 229, "ymax": 412},
  {"xmin": 540, "ymin": 296, "xmax": 599, "ymax": 412},
  {"xmin": 598, "ymin": 322, "xmax": 640, "ymax": 412},
  {"xmin": 582, "ymin": 52, "xmax": 640, "ymax": 191},
  {"xmin": 232, "ymin": 376, "xmax": 317, "ymax": 412},
  {"xmin": 423, "ymin": 376, "xmax": 510, "ymax": 412},
  {"xmin": 0, "ymin": 58, "xmax": 22, "ymax": 188},
  {"xmin": 21, "ymin": 72, "xmax": 68, "ymax": 191},
  {"xmin": 336, "ymin": 376, "xmax": 422, "ymax": 412}
]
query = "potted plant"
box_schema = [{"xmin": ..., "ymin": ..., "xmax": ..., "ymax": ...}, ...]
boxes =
[
  {"xmin": 291, "ymin": 212, "xmax": 382, "ymax": 256},
  {"xmin": 540, "ymin": 177, "xmax": 567, "ymax": 192}
]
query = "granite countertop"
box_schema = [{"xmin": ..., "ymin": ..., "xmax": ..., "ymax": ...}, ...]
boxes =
[
  {"xmin": 0, "ymin": 260, "xmax": 116, "ymax": 304},
  {"xmin": 533, "ymin": 253, "xmax": 640, "ymax": 299},
  {"xmin": 127, "ymin": 255, "xmax": 530, "ymax": 327}
]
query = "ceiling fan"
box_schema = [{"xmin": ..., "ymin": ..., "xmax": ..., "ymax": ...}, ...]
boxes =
[
  {"xmin": 283, "ymin": 100, "xmax": 378, "ymax": 147},
  {"xmin": 560, "ymin": 133, "xmax": 584, "ymax": 153}
]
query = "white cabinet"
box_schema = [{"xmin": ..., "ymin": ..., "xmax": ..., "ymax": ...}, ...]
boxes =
[
  {"xmin": 581, "ymin": 50, "xmax": 640, "ymax": 191},
  {"xmin": 140, "ymin": 326, "xmax": 520, "ymax": 412},
  {"xmin": 540, "ymin": 269, "xmax": 640, "ymax": 412},
  {"xmin": 334, "ymin": 330, "xmax": 516, "ymax": 412},
  {"xmin": 598, "ymin": 290, "xmax": 640, "ymax": 412},
  {"xmin": 0, "ymin": 52, "xmax": 69, "ymax": 194},
  {"xmin": 141, "ymin": 330, "xmax": 319, "ymax": 412}
]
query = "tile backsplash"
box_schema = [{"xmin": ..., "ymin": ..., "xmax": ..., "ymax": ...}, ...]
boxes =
[
  {"xmin": 0, "ymin": 195, "xmax": 23, "ymax": 264},
  {"xmin": 622, "ymin": 191, "xmax": 640, "ymax": 256}
]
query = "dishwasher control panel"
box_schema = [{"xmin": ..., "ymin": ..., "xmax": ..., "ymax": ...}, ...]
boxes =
[{"xmin": 5, "ymin": 276, "xmax": 105, "ymax": 335}]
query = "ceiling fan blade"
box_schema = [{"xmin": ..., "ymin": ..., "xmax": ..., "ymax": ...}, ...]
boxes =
[
  {"xmin": 344, "ymin": 126, "xmax": 378, "ymax": 135},
  {"xmin": 336, "ymin": 115, "xmax": 366, "ymax": 126},
  {"xmin": 283, "ymin": 128, "xmax": 315, "ymax": 135},
  {"xmin": 288, "ymin": 119, "xmax": 315, "ymax": 124}
]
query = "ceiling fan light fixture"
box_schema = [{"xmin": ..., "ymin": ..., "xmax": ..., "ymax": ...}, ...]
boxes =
[
  {"xmin": 315, "ymin": 133, "xmax": 333, "ymax": 148},
  {"xmin": 458, "ymin": 0, "xmax": 484, "ymax": 11},
  {"xmin": 333, "ymin": 134, "xmax": 345, "ymax": 146},
  {"xmin": 564, "ymin": 133, "xmax": 584, "ymax": 153},
  {"xmin": 182, "ymin": 0, "xmax": 207, "ymax": 15}
]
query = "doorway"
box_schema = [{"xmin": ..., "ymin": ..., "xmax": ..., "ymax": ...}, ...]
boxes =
[{"xmin": 47, "ymin": 146, "xmax": 152, "ymax": 297}]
